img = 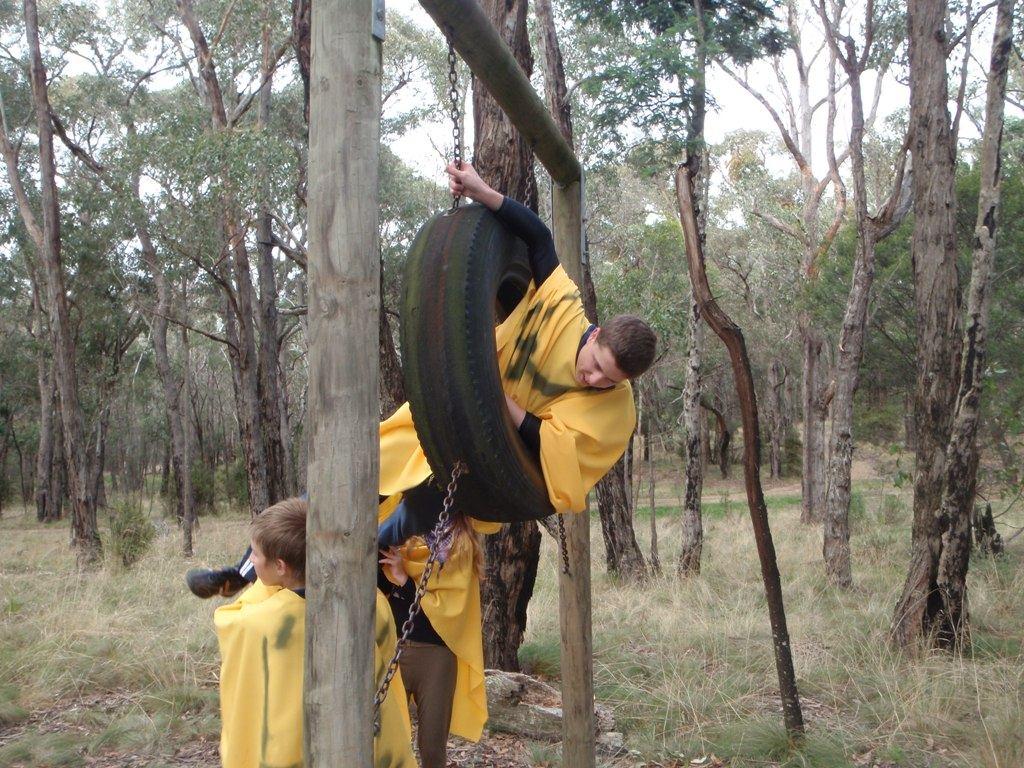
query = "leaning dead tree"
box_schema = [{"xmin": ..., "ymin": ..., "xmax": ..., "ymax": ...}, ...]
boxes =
[{"xmin": 677, "ymin": 165, "xmax": 804, "ymax": 737}]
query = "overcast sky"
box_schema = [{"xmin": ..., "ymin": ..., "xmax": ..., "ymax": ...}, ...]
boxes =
[{"xmin": 385, "ymin": 0, "xmax": 999, "ymax": 192}]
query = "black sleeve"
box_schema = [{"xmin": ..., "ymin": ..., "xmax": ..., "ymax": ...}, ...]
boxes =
[
  {"xmin": 377, "ymin": 565, "xmax": 394, "ymax": 595},
  {"xmin": 517, "ymin": 412, "xmax": 542, "ymax": 460},
  {"xmin": 493, "ymin": 196, "xmax": 559, "ymax": 286}
]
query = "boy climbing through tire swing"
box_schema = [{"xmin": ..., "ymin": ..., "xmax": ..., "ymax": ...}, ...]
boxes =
[
  {"xmin": 187, "ymin": 158, "xmax": 658, "ymax": 598},
  {"xmin": 187, "ymin": 160, "xmax": 657, "ymax": 764}
]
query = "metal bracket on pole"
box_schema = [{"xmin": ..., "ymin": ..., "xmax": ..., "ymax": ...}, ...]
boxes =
[{"xmin": 372, "ymin": 0, "xmax": 386, "ymax": 41}]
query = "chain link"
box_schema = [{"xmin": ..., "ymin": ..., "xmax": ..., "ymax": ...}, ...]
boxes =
[
  {"xmin": 373, "ymin": 461, "xmax": 466, "ymax": 735},
  {"xmin": 556, "ymin": 513, "xmax": 571, "ymax": 576},
  {"xmin": 446, "ymin": 28, "xmax": 463, "ymax": 213}
]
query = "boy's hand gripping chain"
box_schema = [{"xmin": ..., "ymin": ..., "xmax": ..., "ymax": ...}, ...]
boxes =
[{"xmin": 373, "ymin": 462, "xmax": 466, "ymax": 736}]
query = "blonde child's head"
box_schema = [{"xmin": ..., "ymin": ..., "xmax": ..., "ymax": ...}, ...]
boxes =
[{"xmin": 250, "ymin": 497, "xmax": 306, "ymax": 589}]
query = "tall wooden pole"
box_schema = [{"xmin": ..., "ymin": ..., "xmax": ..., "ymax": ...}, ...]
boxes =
[
  {"xmin": 305, "ymin": 1, "xmax": 382, "ymax": 765},
  {"xmin": 552, "ymin": 180, "xmax": 596, "ymax": 767}
]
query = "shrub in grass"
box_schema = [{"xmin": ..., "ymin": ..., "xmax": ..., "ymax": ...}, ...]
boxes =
[
  {"xmin": 877, "ymin": 493, "xmax": 905, "ymax": 525},
  {"xmin": 0, "ymin": 684, "xmax": 27, "ymax": 727},
  {"xmin": 782, "ymin": 429, "xmax": 802, "ymax": 476},
  {"xmin": 163, "ymin": 461, "xmax": 218, "ymax": 518},
  {"xmin": 109, "ymin": 498, "xmax": 156, "ymax": 568},
  {"xmin": 848, "ymin": 492, "xmax": 867, "ymax": 530},
  {"xmin": 222, "ymin": 457, "xmax": 249, "ymax": 509}
]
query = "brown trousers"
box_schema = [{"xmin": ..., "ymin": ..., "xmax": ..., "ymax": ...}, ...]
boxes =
[{"xmin": 399, "ymin": 641, "xmax": 457, "ymax": 768}]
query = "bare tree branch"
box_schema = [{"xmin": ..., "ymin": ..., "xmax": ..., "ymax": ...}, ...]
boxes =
[
  {"xmin": 210, "ymin": 0, "xmax": 242, "ymax": 51},
  {"xmin": 228, "ymin": 38, "xmax": 293, "ymax": 125},
  {"xmin": 751, "ymin": 206, "xmax": 806, "ymax": 244},
  {"xmin": 952, "ymin": 0, "xmax": 978, "ymax": 143},
  {"xmin": 0, "ymin": 88, "xmax": 43, "ymax": 249},
  {"xmin": 947, "ymin": 0, "xmax": 999, "ymax": 54},
  {"xmin": 721, "ymin": 62, "xmax": 810, "ymax": 172}
]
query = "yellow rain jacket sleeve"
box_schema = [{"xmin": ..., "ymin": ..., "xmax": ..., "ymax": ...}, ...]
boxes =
[
  {"xmin": 215, "ymin": 580, "xmax": 416, "ymax": 768},
  {"xmin": 378, "ymin": 264, "xmax": 634, "ymax": 514},
  {"xmin": 398, "ymin": 538, "xmax": 488, "ymax": 742}
]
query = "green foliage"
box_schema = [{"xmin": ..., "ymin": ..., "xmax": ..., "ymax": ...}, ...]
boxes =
[
  {"xmin": 854, "ymin": 395, "xmax": 903, "ymax": 444},
  {"xmin": 848, "ymin": 491, "xmax": 867, "ymax": 529},
  {"xmin": 777, "ymin": 429, "xmax": 802, "ymax": 478},
  {"xmin": 561, "ymin": 0, "xmax": 786, "ymax": 167},
  {"xmin": 877, "ymin": 494, "xmax": 906, "ymax": 525},
  {"xmin": 191, "ymin": 462, "xmax": 216, "ymax": 514},
  {"xmin": 108, "ymin": 499, "xmax": 155, "ymax": 569},
  {"xmin": 0, "ymin": 683, "xmax": 27, "ymax": 727},
  {"xmin": 712, "ymin": 719, "xmax": 853, "ymax": 767}
]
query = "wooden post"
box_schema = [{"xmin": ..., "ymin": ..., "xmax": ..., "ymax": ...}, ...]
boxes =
[
  {"xmin": 552, "ymin": 180, "xmax": 595, "ymax": 767},
  {"xmin": 304, "ymin": 1, "xmax": 381, "ymax": 765},
  {"xmin": 416, "ymin": 0, "xmax": 595, "ymax": 757}
]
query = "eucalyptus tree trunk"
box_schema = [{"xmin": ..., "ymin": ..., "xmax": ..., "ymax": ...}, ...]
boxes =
[
  {"xmin": 139, "ymin": 203, "xmax": 195, "ymax": 553},
  {"xmin": 33, "ymin": 294, "xmax": 58, "ymax": 523},
  {"xmin": 177, "ymin": 0, "xmax": 270, "ymax": 518},
  {"xmin": 378, "ymin": 269, "xmax": 405, "ymax": 419},
  {"xmin": 472, "ymin": 0, "xmax": 538, "ymax": 208},
  {"xmin": 678, "ymin": 301, "xmax": 704, "ymax": 576},
  {"xmin": 765, "ymin": 359, "xmax": 787, "ymax": 478},
  {"xmin": 646, "ymin": 409, "xmax": 659, "ymax": 574},
  {"xmin": 820, "ymin": 47, "xmax": 874, "ymax": 590},
  {"xmin": 0, "ymin": 48, "xmax": 57, "ymax": 525},
  {"xmin": 24, "ymin": 0, "xmax": 101, "ymax": 565},
  {"xmin": 799, "ymin": 327, "xmax": 828, "ymax": 523},
  {"xmin": 292, "ymin": 0, "xmax": 311, "ymax": 124},
  {"xmin": 677, "ymin": 164, "xmax": 804, "ymax": 736},
  {"xmin": 475, "ymin": 0, "xmax": 543, "ymax": 670},
  {"xmin": 676, "ymin": 1, "xmax": 711, "ymax": 576},
  {"xmin": 932, "ymin": 0, "xmax": 1014, "ymax": 644},
  {"xmin": 891, "ymin": 0, "xmax": 966, "ymax": 650},
  {"xmin": 256, "ymin": 11, "xmax": 288, "ymax": 501}
]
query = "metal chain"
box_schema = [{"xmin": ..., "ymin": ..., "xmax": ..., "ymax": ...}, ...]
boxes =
[
  {"xmin": 373, "ymin": 461, "xmax": 466, "ymax": 734},
  {"xmin": 446, "ymin": 29, "xmax": 463, "ymax": 213},
  {"xmin": 556, "ymin": 513, "xmax": 571, "ymax": 576}
]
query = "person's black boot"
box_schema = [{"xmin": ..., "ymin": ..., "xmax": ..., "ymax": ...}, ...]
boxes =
[{"xmin": 185, "ymin": 567, "xmax": 248, "ymax": 599}]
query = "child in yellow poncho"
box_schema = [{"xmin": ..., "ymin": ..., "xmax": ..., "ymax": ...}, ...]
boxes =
[
  {"xmin": 214, "ymin": 497, "xmax": 417, "ymax": 768},
  {"xmin": 378, "ymin": 512, "xmax": 487, "ymax": 768},
  {"xmin": 376, "ymin": 160, "xmax": 658, "ymax": 549}
]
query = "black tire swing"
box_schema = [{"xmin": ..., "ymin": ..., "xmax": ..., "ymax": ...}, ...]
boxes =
[{"xmin": 400, "ymin": 204, "xmax": 556, "ymax": 523}]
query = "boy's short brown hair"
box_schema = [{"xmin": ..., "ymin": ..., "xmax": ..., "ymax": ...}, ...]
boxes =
[
  {"xmin": 599, "ymin": 314, "xmax": 657, "ymax": 379},
  {"xmin": 250, "ymin": 498, "xmax": 307, "ymax": 581}
]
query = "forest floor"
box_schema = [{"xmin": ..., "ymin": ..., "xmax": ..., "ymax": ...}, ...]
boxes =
[{"xmin": 1, "ymin": 451, "xmax": 1022, "ymax": 767}]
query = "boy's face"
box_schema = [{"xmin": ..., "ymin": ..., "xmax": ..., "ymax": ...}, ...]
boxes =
[
  {"xmin": 575, "ymin": 328, "xmax": 627, "ymax": 390},
  {"xmin": 250, "ymin": 539, "xmax": 288, "ymax": 587}
]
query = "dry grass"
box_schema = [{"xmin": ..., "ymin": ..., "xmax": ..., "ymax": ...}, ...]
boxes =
[{"xmin": 0, "ymin": 475, "xmax": 1021, "ymax": 767}]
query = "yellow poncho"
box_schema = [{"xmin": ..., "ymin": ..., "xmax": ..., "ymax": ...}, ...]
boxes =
[
  {"xmin": 379, "ymin": 265, "xmax": 635, "ymax": 514},
  {"xmin": 389, "ymin": 536, "xmax": 488, "ymax": 742},
  {"xmin": 214, "ymin": 580, "xmax": 416, "ymax": 768}
]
